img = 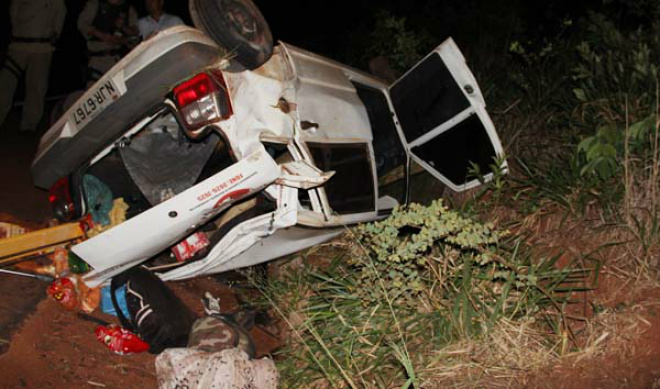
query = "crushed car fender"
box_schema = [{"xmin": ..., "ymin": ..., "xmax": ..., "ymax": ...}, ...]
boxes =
[
  {"xmin": 161, "ymin": 184, "xmax": 299, "ymax": 280},
  {"xmin": 76, "ymin": 147, "xmax": 281, "ymax": 287}
]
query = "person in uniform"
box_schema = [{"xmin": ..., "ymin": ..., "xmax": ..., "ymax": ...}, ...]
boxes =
[
  {"xmin": 137, "ymin": 0, "xmax": 184, "ymax": 41},
  {"xmin": 77, "ymin": 0, "xmax": 138, "ymax": 83},
  {"xmin": 0, "ymin": 0, "xmax": 66, "ymax": 132}
]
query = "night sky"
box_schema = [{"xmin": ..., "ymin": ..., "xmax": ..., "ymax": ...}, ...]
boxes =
[{"xmin": 0, "ymin": 0, "xmax": 605, "ymax": 96}]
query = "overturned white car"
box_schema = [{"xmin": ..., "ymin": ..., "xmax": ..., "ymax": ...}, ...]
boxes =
[{"xmin": 33, "ymin": 2, "xmax": 506, "ymax": 287}]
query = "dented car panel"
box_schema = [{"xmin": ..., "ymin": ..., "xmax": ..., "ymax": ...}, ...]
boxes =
[
  {"xmin": 160, "ymin": 183, "xmax": 301, "ymax": 280},
  {"xmin": 76, "ymin": 147, "xmax": 281, "ymax": 286},
  {"xmin": 34, "ymin": 28, "xmax": 506, "ymax": 284}
]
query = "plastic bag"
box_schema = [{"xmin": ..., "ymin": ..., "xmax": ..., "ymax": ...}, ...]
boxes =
[
  {"xmin": 47, "ymin": 277, "xmax": 79, "ymax": 311},
  {"xmin": 95, "ymin": 325, "xmax": 150, "ymax": 355},
  {"xmin": 82, "ymin": 174, "xmax": 114, "ymax": 226}
]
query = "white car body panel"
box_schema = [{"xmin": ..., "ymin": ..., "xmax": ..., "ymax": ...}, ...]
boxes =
[
  {"xmin": 164, "ymin": 225, "xmax": 344, "ymax": 280},
  {"xmin": 284, "ymin": 44, "xmax": 375, "ymax": 142},
  {"xmin": 161, "ymin": 184, "xmax": 300, "ymax": 280},
  {"xmin": 77, "ymin": 148, "xmax": 280, "ymax": 286}
]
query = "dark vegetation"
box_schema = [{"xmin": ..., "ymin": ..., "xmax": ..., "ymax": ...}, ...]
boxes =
[{"xmin": 246, "ymin": 0, "xmax": 660, "ymax": 387}]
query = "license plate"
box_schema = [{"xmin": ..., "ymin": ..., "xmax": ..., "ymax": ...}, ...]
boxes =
[{"xmin": 70, "ymin": 79, "xmax": 122, "ymax": 130}]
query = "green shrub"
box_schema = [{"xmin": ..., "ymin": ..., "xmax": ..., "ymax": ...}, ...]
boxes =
[
  {"xmin": 349, "ymin": 200, "xmax": 505, "ymax": 307},
  {"xmin": 573, "ymin": 12, "xmax": 660, "ymax": 178},
  {"xmin": 364, "ymin": 10, "xmax": 432, "ymax": 75},
  {"xmin": 256, "ymin": 202, "xmax": 590, "ymax": 388}
]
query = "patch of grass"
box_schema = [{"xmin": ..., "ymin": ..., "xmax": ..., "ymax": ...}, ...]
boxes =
[{"xmin": 250, "ymin": 202, "xmax": 594, "ymax": 388}]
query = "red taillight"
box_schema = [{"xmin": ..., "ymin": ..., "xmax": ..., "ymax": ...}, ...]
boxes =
[
  {"xmin": 49, "ymin": 177, "xmax": 76, "ymax": 222},
  {"xmin": 173, "ymin": 72, "xmax": 232, "ymax": 131},
  {"xmin": 174, "ymin": 73, "xmax": 218, "ymax": 108}
]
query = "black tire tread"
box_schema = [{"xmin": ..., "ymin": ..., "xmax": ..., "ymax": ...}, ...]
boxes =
[{"xmin": 190, "ymin": 0, "xmax": 273, "ymax": 70}]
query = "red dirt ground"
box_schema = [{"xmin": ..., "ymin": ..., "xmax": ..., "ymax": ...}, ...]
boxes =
[
  {"xmin": 527, "ymin": 275, "xmax": 660, "ymax": 389},
  {"xmin": 0, "ymin": 276, "xmax": 281, "ymax": 389}
]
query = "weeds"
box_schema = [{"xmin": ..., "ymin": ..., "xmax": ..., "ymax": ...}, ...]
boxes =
[
  {"xmin": 241, "ymin": 6, "xmax": 660, "ymax": 388},
  {"xmin": 251, "ymin": 202, "xmax": 592, "ymax": 388}
]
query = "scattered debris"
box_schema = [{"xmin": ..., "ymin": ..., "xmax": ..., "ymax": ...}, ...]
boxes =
[
  {"xmin": 155, "ymin": 348, "xmax": 278, "ymax": 389},
  {"xmin": 47, "ymin": 277, "xmax": 79, "ymax": 311},
  {"xmin": 188, "ymin": 315, "xmax": 255, "ymax": 357},
  {"xmin": 95, "ymin": 325, "xmax": 150, "ymax": 355},
  {"xmin": 0, "ymin": 222, "xmax": 84, "ymax": 266},
  {"xmin": 82, "ymin": 174, "xmax": 114, "ymax": 226},
  {"xmin": 0, "ymin": 268, "xmax": 54, "ymax": 282},
  {"xmin": 53, "ymin": 246, "xmax": 68, "ymax": 275},
  {"xmin": 110, "ymin": 267, "xmax": 195, "ymax": 354},
  {"xmin": 86, "ymin": 198, "xmax": 129, "ymax": 238},
  {"xmin": 0, "ymin": 222, "xmax": 29, "ymax": 239},
  {"xmin": 100, "ymin": 285, "xmax": 129, "ymax": 317},
  {"xmin": 171, "ymin": 232, "xmax": 210, "ymax": 262},
  {"xmin": 76, "ymin": 274, "xmax": 101, "ymax": 313}
]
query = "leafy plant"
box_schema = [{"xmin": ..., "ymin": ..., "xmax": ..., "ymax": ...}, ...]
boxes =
[
  {"xmin": 467, "ymin": 154, "xmax": 510, "ymax": 204},
  {"xmin": 578, "ymin": 114, "xmax": 656, "ymax": 178},
  {"xmin": 349, "ymin": 200, "xmax": 505, "ymax": 307},
  {"xmin": 572, "ymin": 12, "xmax": 660, "ymax": 145},
  {"xmin": 364, "ymin": 10, "xmax": 432, "ymax": 75}
]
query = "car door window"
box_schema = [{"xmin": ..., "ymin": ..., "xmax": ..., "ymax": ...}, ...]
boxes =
[
  {"xmin": 307, "ymin": 142, "xmax": 375, "ymax": 215},
  {"xmin": 351, "ymin": 81, "xmax": 407, "ymax": 205},
  {"xmin": 388, "ymin": 38, "xmax": 505, "ymax": 192},
  {"xmin": 410, "ymin": 114, "xmax": 496, "ymax": 185},
  {"xmin": 351, "ymin": 82, "xmax": 406, "ymax": 178},
  {"xmin": 390, "ymin": 54, "xmax": 471, "ymax": 144}
]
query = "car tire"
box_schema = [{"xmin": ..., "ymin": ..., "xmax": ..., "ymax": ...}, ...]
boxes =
[{"xmin": 189, "ymin": 0, "xmax": 273, "ymax": 71}]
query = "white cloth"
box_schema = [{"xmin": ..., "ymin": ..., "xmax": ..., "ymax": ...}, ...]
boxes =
[
  {"xmin": 137, "ymin": 13, "xmax": 184, "ymax": 41},
  {"xmin": 155, "ymin": 348, "xmax": 278, "ymax": 389}
]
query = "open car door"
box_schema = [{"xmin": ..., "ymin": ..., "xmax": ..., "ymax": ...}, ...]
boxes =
[{"xmin": 388, "ymin": 38, "xmax": 506, "ymax": 192}]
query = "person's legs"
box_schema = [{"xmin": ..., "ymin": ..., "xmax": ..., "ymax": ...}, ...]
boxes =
[
  {"xmin": 21, "ymin": 52, "xmax": 53, "ymax": 131},
  {"xmin": 0, "ymin": 51, "xmax": 26, "ymax": 129}
]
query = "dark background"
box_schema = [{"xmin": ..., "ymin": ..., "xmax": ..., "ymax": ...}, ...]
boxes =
[{"xmin": 0, "ymin": 0, "xmax": 613, "ymax": 98}]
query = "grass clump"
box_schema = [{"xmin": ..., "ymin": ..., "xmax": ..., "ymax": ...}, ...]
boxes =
[{"xmin": 255, "ymin": 201, "xmax": 589, "ymax": 388}]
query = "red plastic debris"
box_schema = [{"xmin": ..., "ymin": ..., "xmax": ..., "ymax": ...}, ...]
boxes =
[
  {"xmin": 94, "ymin": 325, "xmax": 150, "ymax": 355},
  {"xmin": 171, "ymin": 232, "xmax": 210, "ymax": 262},
  {"xmin": 47, "ymin": 277, "xmax": 79, "ymax": 311}
]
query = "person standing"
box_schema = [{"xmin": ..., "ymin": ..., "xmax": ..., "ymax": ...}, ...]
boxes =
[
  {"xmin": 0, "ymin": 0, "xmax": 66, "ymax": 132},
  {"xmin": 77, "ymin": 0, "xmax": 138, "ymax": 82},
  {"xmin": 137, "ymin": 0, "xmax": 184, "ymax": 41}
]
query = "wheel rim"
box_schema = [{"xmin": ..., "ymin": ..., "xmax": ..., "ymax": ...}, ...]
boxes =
[{"xmin": 223, "ymin": 0, "xmax": 262, "ymax": 44}]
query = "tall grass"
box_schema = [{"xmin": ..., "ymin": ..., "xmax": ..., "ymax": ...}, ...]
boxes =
[{"xmin": 249, "ymin": 203, "xmax": 593, "ymax": 388}]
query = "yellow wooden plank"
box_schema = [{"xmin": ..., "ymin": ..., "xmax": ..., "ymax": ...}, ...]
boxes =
[{"xmin": 0, "ymin": 223, "xmax": 84, "ymax": 263}]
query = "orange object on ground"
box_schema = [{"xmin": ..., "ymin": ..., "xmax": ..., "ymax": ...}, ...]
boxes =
[
  {"xmin": 76, "ymin": 275, "xmax": 101, "ymax": 313},
  {"xmin": 47, "ymin": 277, "xmax": 79, "ymax": 311},
  {"xmin": 53, "ymin": 246, "xmax": 69, "ymax": 275}
]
